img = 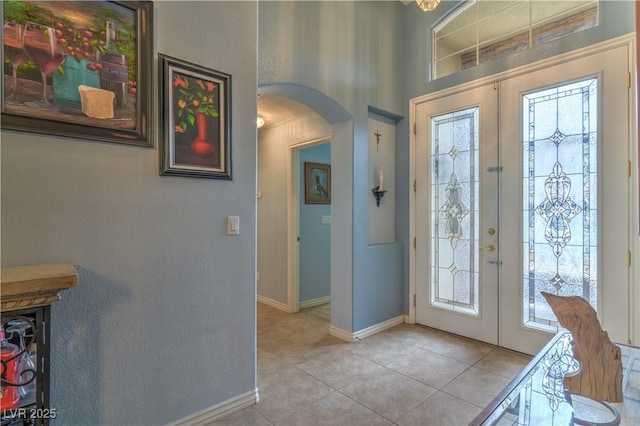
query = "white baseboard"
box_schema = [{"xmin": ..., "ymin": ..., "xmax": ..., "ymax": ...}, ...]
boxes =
[
  {"xmin": 354, "ymin": 315, "xmax": 405, "ymax": 340},
  {"xmin": 257, "ymin": 295, "xmax": 289, "ymax": 312},
  {"xmin": 329, "ymin": 325, "xmax": 356, "ymax": 342},
  {"xmin": 404, "ymin": 314, "xmax": 413, "ymax": 325},
  {"xmin": 329, "ymin": 315, "xmax": 406, "ymax": 342},
  {"xmin": 170, "ymin": 388, "xmax": 259, "ymax": 426},
  {"xmin": 299, "ymin": 296, "xmax": 331, "ymax": 310}
]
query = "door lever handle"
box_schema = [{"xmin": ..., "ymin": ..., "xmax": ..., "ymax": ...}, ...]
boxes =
[{"xmin": 480, "ymin": 244, "xmax": 496, "ymax": 252}]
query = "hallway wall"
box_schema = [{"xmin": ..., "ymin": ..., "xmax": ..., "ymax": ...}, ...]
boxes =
[
  {"xmin": 1, "ymin": 2, "xmax": 257, "ymax": 423},
  {"xmin": 257, "ymin": 110, "xmax": 330, "ymax": 305}
]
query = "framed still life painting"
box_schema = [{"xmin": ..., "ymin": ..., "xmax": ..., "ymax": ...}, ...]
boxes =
[
  {"xmin": 159, "ymin": 53, "xmax": 231, "ymax": 180},
  {"xmin": 305, "ymin": 162, "xmax": 331, "ymax": 204},
  {"xmin": 1, "ymin": 0, "xmax": 153, "ymax": 146}
]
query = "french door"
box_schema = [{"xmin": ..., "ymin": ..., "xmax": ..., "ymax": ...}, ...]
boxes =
[
  {"xmin": 415, "ymin": 83, "xmax": 499, "ymax": 345},
  {"xmin": 414, "ymin": 45, "xmax": 631, "ymax": 355}
]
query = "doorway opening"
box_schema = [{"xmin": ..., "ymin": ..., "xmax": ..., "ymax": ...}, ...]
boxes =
[
  {"xmin": 292, "ymin": 140, "xmax": 332, "ymax": 318},
  {"xmin": 256, "ymin": 83, "xmax": 353, "ymax": 331}
]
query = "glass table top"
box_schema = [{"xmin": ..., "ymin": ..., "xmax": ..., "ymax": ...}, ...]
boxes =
[{"xmin": 472, "ymin": 331, "xmax": 640, "ymax": 425}]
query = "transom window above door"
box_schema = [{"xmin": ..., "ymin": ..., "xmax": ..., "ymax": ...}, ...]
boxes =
[{"xmin": 432, "ymin": 0, "xmax": 599, "ymax": 79}]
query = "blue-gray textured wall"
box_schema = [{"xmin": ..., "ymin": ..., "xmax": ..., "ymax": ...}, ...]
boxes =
[{"xmin": 1, "ymin": 2, "xmax": 257, "ymax": 424}]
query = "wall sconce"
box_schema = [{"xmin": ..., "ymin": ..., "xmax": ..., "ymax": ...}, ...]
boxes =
[
  {"xmin": 372, "ymin": 186, "xmax": 387, "ymax": 207},
  {"xmin": 372, "ymin": 166, "xmax": 386, "ymax": 207},
  {"xmin": 416, "ymin": 0, "xmax": 440, "ymax": 12},
  {"xmin": 257, "ymin": 116, "xmax": 265, "ymax": 128}
]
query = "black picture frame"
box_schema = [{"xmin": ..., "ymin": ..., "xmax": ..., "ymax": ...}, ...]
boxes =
[
  {"xmin": 159, "ymin": 53, "xmax": 232, "ymax": 180},
  {"xmin": 1, "ymin": 1, "xmax": 153, "ymax": 147}
]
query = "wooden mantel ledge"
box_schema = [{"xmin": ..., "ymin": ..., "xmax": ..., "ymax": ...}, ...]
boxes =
[{"xmin": 1, "ymin": 264, "xmax": 78, "ymax": 312}]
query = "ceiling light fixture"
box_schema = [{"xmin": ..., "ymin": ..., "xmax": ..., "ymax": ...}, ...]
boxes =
[
  {"xmin": 416, "ymin": 0, "xmax": 440, "ymax": 12},
  {"xmin": 257, "ymin": 117, "xmax": 265, "ymax": 129}
]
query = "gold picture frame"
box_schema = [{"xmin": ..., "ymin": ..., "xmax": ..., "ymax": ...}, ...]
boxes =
[{"xmin": 304, "ymin": 162, "xmax": 330, "ymax": 204}]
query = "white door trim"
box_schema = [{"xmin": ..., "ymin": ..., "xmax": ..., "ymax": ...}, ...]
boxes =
[
  {"xmin": 287, "ymin": 136, "xmax": 331, "ymax": 313},
  {"xmin": 409, "ymin": 33, "xmax": 636, "ymax": 339}
]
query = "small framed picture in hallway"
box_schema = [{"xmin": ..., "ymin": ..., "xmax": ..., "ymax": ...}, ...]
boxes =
[{"xmin": 305, "ymin": 162, "xmax": 331, "ymax": 204}]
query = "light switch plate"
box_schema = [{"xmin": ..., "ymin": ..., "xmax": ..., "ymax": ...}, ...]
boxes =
[{"xmin": 227, "ymin": 216, "xmax": 239, "ymax": 235}]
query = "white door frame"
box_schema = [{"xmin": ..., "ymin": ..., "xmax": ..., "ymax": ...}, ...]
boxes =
[
  {"xmin": 287, "ymin": 136, "xmax": 331, "ymax": 313},
  {"xmin": 409, "ymin": 34, "xmax": 637, "ymax": 344}
]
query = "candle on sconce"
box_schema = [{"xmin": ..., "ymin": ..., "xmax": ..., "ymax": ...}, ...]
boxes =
[{"xmin": 378, "ymin": 166, "xmax": 384, "ymax": 191}]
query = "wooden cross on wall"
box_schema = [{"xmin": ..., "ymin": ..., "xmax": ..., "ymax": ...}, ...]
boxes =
[{"xmin": 374, "ymin": 129, "xmax": 382, "ymax": 153}]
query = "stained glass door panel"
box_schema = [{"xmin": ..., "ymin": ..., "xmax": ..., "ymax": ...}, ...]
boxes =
[
  {"xmin": 522, "ymin": 79, "xmax": 598, "ymax": 330},
  {"xmin": 431, "ymin": 108, "xmax": 479, "ymax": 315}
]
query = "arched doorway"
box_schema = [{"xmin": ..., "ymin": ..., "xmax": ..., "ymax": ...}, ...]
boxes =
[{"xmin": 257, "ymin": 83, "xmax": 354, "ymax": 334}]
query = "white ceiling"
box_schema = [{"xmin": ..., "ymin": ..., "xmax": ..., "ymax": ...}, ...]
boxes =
[{"xmin": 257, "ymin": 93, "xmax": 316, "ymax": 129}]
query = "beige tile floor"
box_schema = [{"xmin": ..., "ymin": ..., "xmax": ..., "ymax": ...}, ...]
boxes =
[{"xmin": 213, "ymin": 303, "xmax": 531, "ymax": 426}]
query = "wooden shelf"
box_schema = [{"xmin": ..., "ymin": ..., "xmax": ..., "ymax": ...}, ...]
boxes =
[{"xmin": 1, "ymin": 264, "xmax": 78, "ymax": 312}]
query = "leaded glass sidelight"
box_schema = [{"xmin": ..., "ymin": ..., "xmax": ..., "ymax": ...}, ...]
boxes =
[
  {"xmin": 522, "ymin": 78, "xmax": 598, "ymax": 330},
  {"xmin": 430, "ymin": 107, "xmax": 479, "ymax": 315}
]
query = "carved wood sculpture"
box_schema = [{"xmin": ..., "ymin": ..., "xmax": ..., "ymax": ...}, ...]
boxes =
[{"xmin": 541, "ymin": 291, "xmax": 623, "ymax": 402}]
